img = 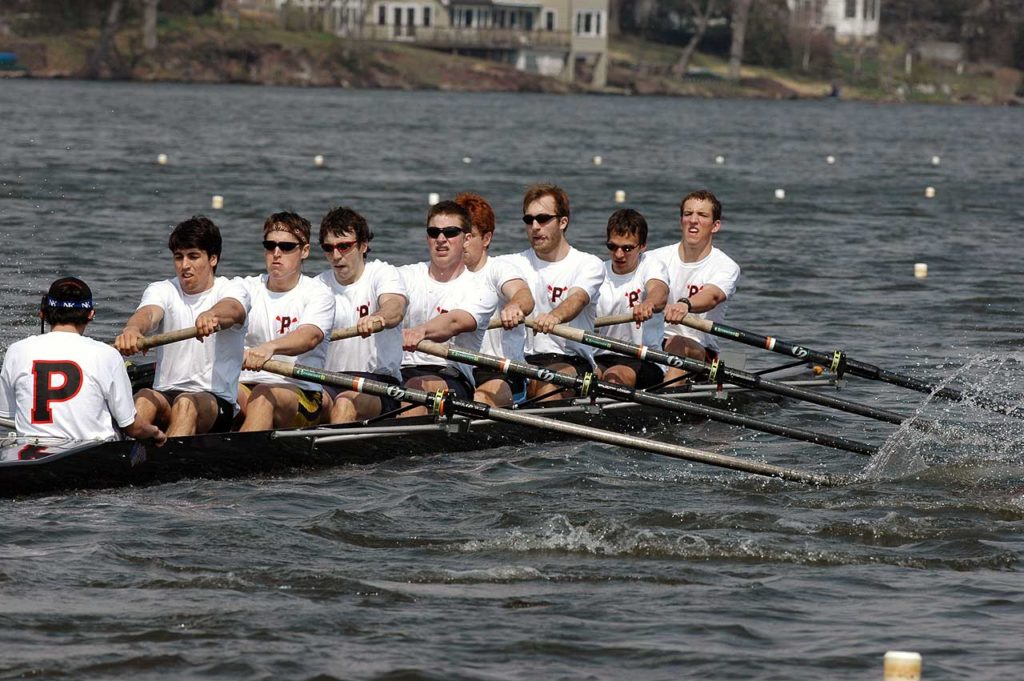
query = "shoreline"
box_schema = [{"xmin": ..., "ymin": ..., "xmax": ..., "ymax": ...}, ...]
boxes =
[{"xmin": 2, "ymin": 22, "xmax": 1021, "ymax": 107}]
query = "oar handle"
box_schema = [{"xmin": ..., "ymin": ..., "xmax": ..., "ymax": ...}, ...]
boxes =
[
  {"xmin": 680, "ymin": 313, "xmax": 713, "ymax": 332},
  {"xmin": 488, "ymin": 314, "xmax": 636, "ymax": 331},
  {"xmin": 136, "ymin": 326, "xmax": 201, "ymax": 351},
  {"xmin": 330, "ymin": 317, "xmax": 385, "ymax": 341}
]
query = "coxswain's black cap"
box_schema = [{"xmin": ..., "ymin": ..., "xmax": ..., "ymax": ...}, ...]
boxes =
[{"xmin": 41, "ymin": 277, "xmax": 94, "ymax": 312}]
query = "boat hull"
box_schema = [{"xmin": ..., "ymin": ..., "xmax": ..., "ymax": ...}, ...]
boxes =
[{"xmin": 0, "ymin": 378, "xmax": 830, "ymax": 498}]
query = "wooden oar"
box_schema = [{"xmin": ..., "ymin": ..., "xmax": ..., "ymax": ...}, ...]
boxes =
[
  {"xmin": 330, "ymin": 319, "xmax": 385, "ymax": 341},
  {"xmin": 131, "ymin": 326, "xmax": 202, "ymax": 352},
  {"xmin": 529, "ymin": 320, "xmax": 932, "ymax": 428},
  {"xmin": 261, "ymin": 359, "xmax": 843, "ymax": 486},
  {"xmin": 487, "ymin": 313, "xmax": 635, "ymax": 331},
  {"xmin": 416, "ymin": 340, "xmax": 877, "ymax": 456},
  {"xmin": 679, "ymin": 314, "xmax": 1023, "ymax": 417}
]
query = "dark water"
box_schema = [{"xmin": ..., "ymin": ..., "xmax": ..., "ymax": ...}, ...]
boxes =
[{"xmin": 2, "ymin": 80, "xmax": 1024, "ymax": 679}]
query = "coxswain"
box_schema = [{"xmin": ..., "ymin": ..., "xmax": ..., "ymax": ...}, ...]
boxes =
[
  {"xmin": 398, "ymin": 200, "xmax": 498, "ymax": 416},
  {"xmin": 455, "ymin": 192, "xmax": 534, "ymax": 406},
  {"xmin": 114, "ymin": 216, "xmax": 248, "ymax": 436},
  {"xmin": 594, "ymin": 208, "xmax": 670, "ymax": 388},
  {"xmin": 0, "ymin": 277, "xmax": 165, "ymax": 445},
  {"xmin": 236, "ymin": 212, "xmax": 336, "ymax": 431},
  {"xmin": 504, "ymin": 183, "xmax": 605, "ymax": 401},
  {"xmin": 649, "ymin": 189, "xmax": 740, "ymax": 382},
  {"xmin": 316, "ymin": 206, "xmax": 407, "ymax": 423}
]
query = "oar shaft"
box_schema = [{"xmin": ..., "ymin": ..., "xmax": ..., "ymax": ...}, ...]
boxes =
[
  {"xmin": 421, "ymin": 341, "xmax": 876, "ymax": 455},
  {"xmin": 682, "ymin": 315, "xmax": 972, "ymax": 403},
  {"xmin": 533, "ymin": 321, "xmax": 925, "ymax": 427},
  {"xmin": 261, "ymin": 360, "xmax": 840, "ymax": 486}
]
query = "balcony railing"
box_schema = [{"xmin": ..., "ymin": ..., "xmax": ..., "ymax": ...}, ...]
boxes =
[{"xmin": 360, "ymin": 25, "xmax": 571, "ymax": 49}]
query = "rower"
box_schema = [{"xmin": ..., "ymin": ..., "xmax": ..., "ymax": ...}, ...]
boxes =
[
  {"xmin": 114, "ymin": 216, "xmax": 248, "ymax": 437},
  {"xmin": 595, "ymin": 208, "xmax": 670, "ymax": 388},
  {"xmin": 398, "ymin": 200, "xmax": 498, "ymax": 417},
  {"xmin": 236, "ymin": 212, "xmax": 337, "ymax": 431},
  {"xmin": 0, "ymin": 277, "xmax": 165, "ymax": 445},
  {"xmin": 316, "ymin": 206, "xmax": 408, "ymax": 423},
  {"xmin": 505, "ymin": 183, "xmax": 604, "ymax": 401},
  {"xmin": 649, "ymin": 189, "xmax": 740, "ymax": 382},
  {"xmin": 455, "ymin": 192, "xmax": 534, "ymax": 407}
]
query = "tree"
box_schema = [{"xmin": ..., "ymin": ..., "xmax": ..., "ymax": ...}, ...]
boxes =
[
  {"xmin": 670, "ymin": 0, "xmax": 721, "ymax": 77},
  {"xmin": 727, "ymin": 0, "xmax": 753, "ymax": 80},
  {"xmin": 143, "ymin": 0, "xmax": 158, "ymax": 50},
  {"xmin": 87, "ymin": 0, "xmax": 124, "ymax": 78}
]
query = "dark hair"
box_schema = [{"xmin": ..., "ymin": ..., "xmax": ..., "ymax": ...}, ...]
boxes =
[
  {"xmin": 319, "ymin": 206, "xmax": 372, "ymax": 255},
  {"xmin": 523, "ymin": 183, "xmax": 571, "ymax": 223},
  {"xmin": 426, "ymin": 200, "xmax": 471, "ymax": 231},
  {"xmin": 680, "ymin": 189, "xmax": 722, "ymax": 222},
  {"xmin": 454, "ymin": 192, "xmax": 495, "ymax": 237},
  {"xmin": 40, "ymin": 277, "xmax": 93, "ymax": 328},
  {"xmin": 168, "ymin": 216, "xmax": 222, "ymax": 271},
  {"xmin": 263, "ymin": 211, "xmax": 311, "ymax": 244},
  {"xmin": 606, "ymin": 208, "xmax": 648, "ymax": 245}
]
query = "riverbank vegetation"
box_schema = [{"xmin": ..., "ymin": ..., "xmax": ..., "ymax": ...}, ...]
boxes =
[{"xmin": 1, "ymin": 1, "xmax": 1021, "ymax": 104}]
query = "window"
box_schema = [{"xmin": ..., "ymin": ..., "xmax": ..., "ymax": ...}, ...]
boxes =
[
  {"xmin": 845, "ymin": 0, "xmax": 856, "ymax": 19},
  {"xmin": 524, "ymin": 11, "xmax": 533, "ymax": 30},
  {"xmin": 378, "ymin": 4, "xmax": 386, "ymax": 25},
  {"xmin": 544, "ymin": 9, "xmax": 555, "ymax": 31},
  {"xmin": 423, "ymin": 6, "xmax": 431, "ymax": 26},
  {"xmin": 574, "ymin": 10, "xmax": 604, "ymax": 36}
]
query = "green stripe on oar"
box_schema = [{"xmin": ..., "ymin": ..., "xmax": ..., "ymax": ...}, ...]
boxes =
[
  {"xmin": 529, "ymin": 321, "xmax": 931, "ymax": 429},
  {"xmin": 261, "ymin": 359, "xmax": 843, "ymax": 487},
  {"xmin": 417, "ymin": 340, "xmax": 877, "ymax": 456},
  {"xmin": 680, "ymin": 314, "xmax": 1023, "ymax": 418}
]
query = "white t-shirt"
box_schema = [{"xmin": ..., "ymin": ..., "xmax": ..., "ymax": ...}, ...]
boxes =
[
  {"xmin": 477, "ymin": 254, "xmax": 529, "ymax": 362},
  {"xmin": 236, "ymin": 274, "xmax": 335, "ymax": 391},
  {"xmin": 505, "ymin": 246, "xmax": 605, "ymax": 364},
  {"xmin": 138, "ymin": 276, "xmax": 248, "ymax": 406},
  {"xmin": 398, "ymin": 262, "xmax": 498, "ymax": 384},
  {"xmin": 648, "ymin": 244, "xmax": 740, "ymax": 351},
  {"xmin": 317, "ymin": 260, "xmax": 405, "ymax": 381},
  {"xmin": 0, "ymin": 332, "xmax": 136, "ymax": 441},
  {"xmin": 596, "ymin": 254, "xmax": 669, "ymax": 358}
]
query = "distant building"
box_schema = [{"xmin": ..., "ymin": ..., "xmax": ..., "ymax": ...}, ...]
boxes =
[
  {"xmin": 264, "ymin": 0, "xmax": 608, "ymax": 86},
  {"xmin": 788, "ymin": 0, "xmax": 880, "ymax": 44}
]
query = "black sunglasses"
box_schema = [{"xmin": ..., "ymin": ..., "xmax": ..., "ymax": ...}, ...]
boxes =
[
  {"xmin": 426, "ymin": 226, "xmax": 467, "ymax": 239},
  {"xmin": 262, "ymin": 240, "xmax": 302, "ymax": 253},
  {"xmin": 321, "ymin": 241, "xmax": 359, "ymax": 254},
  {"xmin": 522, "ymin": 213, "xmax": 560, "ymax": 225},
  {"xmin": 606, "ymin": 242, "xmax": 639, "ymax": 253}
]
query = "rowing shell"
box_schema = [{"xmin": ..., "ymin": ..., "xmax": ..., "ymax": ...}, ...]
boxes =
[{"xmin": 0, "ymin": 370, "xmax": 834, "ymax": 499}]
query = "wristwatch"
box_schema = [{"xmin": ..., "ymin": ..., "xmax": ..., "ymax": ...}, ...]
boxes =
[{"xmin": 677, "ymin": 297, "xmax": 692, "ymax": 313}]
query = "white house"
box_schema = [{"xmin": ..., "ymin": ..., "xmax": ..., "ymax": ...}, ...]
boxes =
[{"xmin": 788, "ymin": 0, "xmax": 881, "ymax": 43}]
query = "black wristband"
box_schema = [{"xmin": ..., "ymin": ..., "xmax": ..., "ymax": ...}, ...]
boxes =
[{"xmin": 678, "ymin": 297, "xmax": 692, "ymax": 312}]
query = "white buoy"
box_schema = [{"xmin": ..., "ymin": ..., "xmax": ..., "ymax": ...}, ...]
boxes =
[
  {"xmin": 313, "ymin": 154, "xmax": 324, "ymax": 167},
  {"xmin": 925, "ymin": 186, "xmax": 936, "ymax": 198},
  {"xmin": 883, "ymin": 651, "xmax": 922, "ymax": 681},
  {"xmin": 826, "ymin": 155, "xmax": 836, "ymax": 165},
  {"xmin": 462, "ymin": 156, "xmax": 472, "ymax": 164},
  {"xmin": 914, "ymin": 263, "xmax": 928, "ymax": 279},
  {"xmin": 774, "ymin": 188, "xmax": 786, "ymax": 200},
  {"xmin": 593, "ymin": 155, "xmax": 603, "ymax": 166},
  {"xmin": 931, "ymin": 155, "xmax": 941, "ymax": 166},
  {"xmin": 714, "ymin": 155, "xmax": 725, "ymax": 165},
  {"xmin": 211, "ymin": 195, "xmax": 224, "ymax": 210},
  {"xmin": 614, "ymin": 190, "xmax": 626, "ymax": 203},
  {"xmin": 156, "ymin": 153, "xmax": 168, "ymax": 166},
  {"xmin": 428, "ymin": 192, "xmax": 440, "ymax": 206}
]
